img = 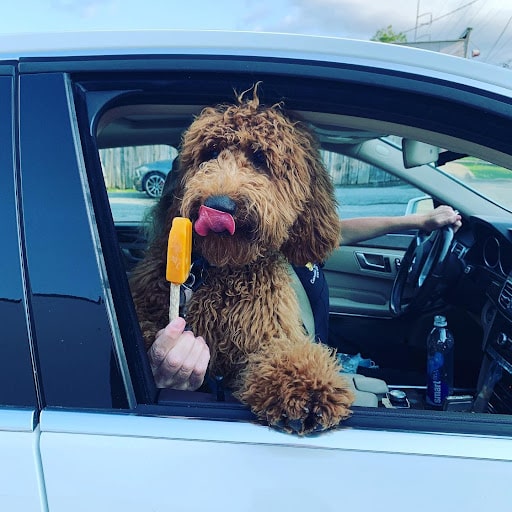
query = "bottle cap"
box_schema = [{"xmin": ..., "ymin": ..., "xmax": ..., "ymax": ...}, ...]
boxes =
[
  {"xmin": 388, "ymin": 389, "xmax": 408, "ymax": 406},
  {"xmin": 434, "ymin": 315, "xmax": 447, "ymax": 327}
]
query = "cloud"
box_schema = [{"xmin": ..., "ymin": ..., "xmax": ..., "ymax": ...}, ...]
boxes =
[
  {"xmin": 51, "ymin": 0, "xmax": 119, "ymax": 19},
  {"xmin": 270, "ymin": 0, "xmax": 416, "ymax": 39},
  {"xmin": 256, "ymin": 0, "xmax": 512, "ymax": 65}
]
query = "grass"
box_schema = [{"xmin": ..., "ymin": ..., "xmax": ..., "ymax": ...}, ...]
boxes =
[
  {"xmin": 107, "ymin": 188, "xmax": 138, "ymax": 194},
  {"xmin": 458, "ymin": 157, "xmax": 512, "ymax": 180}
]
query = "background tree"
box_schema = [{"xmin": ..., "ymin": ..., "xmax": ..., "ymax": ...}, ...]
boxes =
[{"xmin": 371, "ymin": 25, "xmax": 407, "ymax": 43}]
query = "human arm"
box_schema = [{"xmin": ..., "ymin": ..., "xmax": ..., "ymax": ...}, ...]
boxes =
[
  {"xmin": 148, "ymin": 317, "xmax": 210, "ymax": 390},
  {"xmin": 340, "ymin": 205, "xmax": 462, "ymax": 246}
]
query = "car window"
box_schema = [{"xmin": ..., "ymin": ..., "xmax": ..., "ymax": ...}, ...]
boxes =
[
  {"xmin": 102, "ymin": 143, "xmax": 426, "ymax": 225},
  {"xmin": 321, "ymin": 148, "xmax": 428, "ymax": 220},
  {"xmin": 74, "ymin": 71, "xmax": 512, "ymax": 438},
  {"xmin": 100, "ymin": 145, "xmax": 178, "ymax": 223},
  {"xmin": 438, "ymin": 156, "xmax": 512, "ymax": 213}
]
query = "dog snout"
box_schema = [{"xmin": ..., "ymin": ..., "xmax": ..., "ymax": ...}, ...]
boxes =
[{"xmin": 204, "ymin": 195, "xmax": 237, "ymax": 214}]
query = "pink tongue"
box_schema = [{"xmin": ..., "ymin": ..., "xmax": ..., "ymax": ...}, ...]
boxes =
[{"xmin": 194, "ymin": 205, "xmax": 236, "ymax": 236}]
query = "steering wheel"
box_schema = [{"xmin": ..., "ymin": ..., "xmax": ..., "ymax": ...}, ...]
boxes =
[{"xmin": 390, "ymin": 226, "xmax": 454, "ymax": 316}]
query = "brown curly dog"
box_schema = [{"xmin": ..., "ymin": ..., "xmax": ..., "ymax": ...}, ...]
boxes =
[{"xmin": 130, "ymin": 86, "xmax": 353, "ymax": 434}]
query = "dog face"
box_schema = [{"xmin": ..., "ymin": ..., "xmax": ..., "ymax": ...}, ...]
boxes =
[{"xmin": 176, "ymin": 89, "xmax": 341, "ymax": 267}]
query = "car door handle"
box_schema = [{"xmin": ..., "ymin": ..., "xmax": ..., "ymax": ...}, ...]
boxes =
[{"xmin": 355, "ymin": 252, "xmax": 391, "ymax": 272}]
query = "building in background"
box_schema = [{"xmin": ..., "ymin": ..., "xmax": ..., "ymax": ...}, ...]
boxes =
[{"xmin": 398, "ymin": 27, "xmax": 478, "ymax": 58}]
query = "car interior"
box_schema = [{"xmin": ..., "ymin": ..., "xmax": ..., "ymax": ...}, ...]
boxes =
[{"xmin": 88, "ymin": 88, "xmax": 512, "ymax": 426}]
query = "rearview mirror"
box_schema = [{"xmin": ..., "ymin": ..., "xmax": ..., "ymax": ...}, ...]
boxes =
[{"xmin": 402, "ymin": 139, "xmax": 440, "ymax": 168}]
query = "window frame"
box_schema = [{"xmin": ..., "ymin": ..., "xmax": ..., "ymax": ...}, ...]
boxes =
[
  {"xmin": 0, "ymin": 68, "xmax": 39, "ymax": 408},
  {"xmin": 18, "ymin": 71, "xmax": 139, "ymax": 409},
  {"xmin": 71, "ymin": 57, "xmax": 512, "ymax": 436}
]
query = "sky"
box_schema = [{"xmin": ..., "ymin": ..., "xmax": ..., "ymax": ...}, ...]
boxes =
[{"xmin": 1, "ymin": 0, "xmax": 511, "ymax": 66}]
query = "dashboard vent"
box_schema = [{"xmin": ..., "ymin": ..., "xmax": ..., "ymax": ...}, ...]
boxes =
[
  {"xmin": 499, "ymin": 280, "xmax": 512, "ymax": 315},
  {"xmin": 489, "ymin": 369, "xmax": 512, "ymax": 414}
]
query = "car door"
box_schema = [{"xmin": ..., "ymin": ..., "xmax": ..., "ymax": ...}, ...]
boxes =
[
  {"xmin": 16, "ymin": 39, "xmax": 512, "ymax": 511},
  {"xmin": 325, "ymin": 233, "xmax": 410, "ymax": 318},
  {"xmin": 37, "ymin": 408, "xmax": 512, "ymax": 512}
]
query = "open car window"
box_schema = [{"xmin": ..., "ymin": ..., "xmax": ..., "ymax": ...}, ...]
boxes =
[
  {"xmin": 103, "ymin": 143, "xmax": 429, "ymax": 227},
  {"xmin": 71, "ymin": 69, "xmax": 512, "ymax": 438},
  {"xmin": 100, "ymin": 144, "xmax": 178, "ymax": 223}
]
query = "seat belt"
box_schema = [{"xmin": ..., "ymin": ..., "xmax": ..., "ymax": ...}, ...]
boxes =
[
  {"xmin": 287, "ymin": 264, "xmax": 316, "ymax": 339},
  {"xmin": 288, "ymin": 264, "xmax": 388, "ymax": 407}
]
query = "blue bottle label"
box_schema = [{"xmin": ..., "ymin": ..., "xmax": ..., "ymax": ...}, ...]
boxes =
[{"xmin": 427, "ymin": 352, "xmax": 449, "ymax": 405}]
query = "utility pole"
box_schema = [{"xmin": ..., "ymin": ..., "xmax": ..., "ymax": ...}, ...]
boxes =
[
  {"xmin": 459, "ymin": 27, "xmax": 473, "ymax": 58},
  {"xmin": 414, "ymin": 0, "xmax": 432, "ymax": 41},
  {"xmin": 415, "ymin": 0, "xmax": 420, "ymax": 41}
]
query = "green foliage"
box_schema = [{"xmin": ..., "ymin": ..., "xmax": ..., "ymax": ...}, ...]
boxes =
[
  {"xmin": 459, "ymin": 158, "xmax": 511, "ymax": 179},
  {"xmin": 371, "ymin": 25, "xmax": 407, "ymax": 43}
]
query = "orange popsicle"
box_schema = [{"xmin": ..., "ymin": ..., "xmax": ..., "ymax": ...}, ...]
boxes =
[{"xmin": 166, "ymin": 217, "xmax": 192, "ymax": 321}]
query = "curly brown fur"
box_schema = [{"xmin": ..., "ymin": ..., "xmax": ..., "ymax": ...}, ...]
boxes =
[
  {"xmin": 130, "ymin": 84, "xmax": 353, "ymax": 434},
  {"xmin": 236, "ymin": 336, "xmax": 353, "ymax": 433}
]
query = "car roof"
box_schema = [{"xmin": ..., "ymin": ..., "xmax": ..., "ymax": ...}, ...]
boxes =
[{"xmin": 1, "ymin": 30, "xmax": 511, "ymax": 96}]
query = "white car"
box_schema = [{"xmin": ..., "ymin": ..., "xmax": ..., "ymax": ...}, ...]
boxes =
[{"xmin": 1, "ymin": 30, "xmax": 512, "ymax": 511}]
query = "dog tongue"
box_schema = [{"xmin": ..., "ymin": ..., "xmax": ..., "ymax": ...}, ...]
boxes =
[{"xmin": 194, "ymin": 205, "xmax": 236, "ymax": 236}]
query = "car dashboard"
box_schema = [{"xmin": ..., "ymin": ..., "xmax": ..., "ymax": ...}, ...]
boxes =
[{"xmin": 453, "ymin": 216, "xmax": 512, "ymax": 414}]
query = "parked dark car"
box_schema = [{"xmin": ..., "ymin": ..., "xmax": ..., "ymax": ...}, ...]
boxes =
[
  {"xmin": 133, "ymin": 158, "xmax": 174, "ymax": 197},
  {"xmin": 2, "ymin": 30, "xmax": 512, "ymax": 511}
]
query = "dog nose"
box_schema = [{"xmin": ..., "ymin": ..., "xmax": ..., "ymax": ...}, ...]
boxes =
[{"xmin": 204, "ymin": 195, "xmax": 237, "ymax": 214}]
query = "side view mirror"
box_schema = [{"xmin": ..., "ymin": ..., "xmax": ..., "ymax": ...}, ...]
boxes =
[{"xmin": 405, "ymin": 195, "xmax": 434, "ymax": 215}]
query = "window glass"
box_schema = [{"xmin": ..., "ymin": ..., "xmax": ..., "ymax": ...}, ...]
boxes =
[
  {"xmin": 100, "ymin": 145, "xmax": 178, "ymax": 223},
  {"xmin": 438, "ymin": 156, "xmax": 512, "ymax": 213},
  {"xmin": 102, "ymin": 143, "xmax": 424, "ymax": 225},
  {"xmin": 321, "ymin": 149, "xmax": 428, "ymax": 220},
  {"xmin": 20, "ymin": 73, "xmax": 130, "ymax": 409}
]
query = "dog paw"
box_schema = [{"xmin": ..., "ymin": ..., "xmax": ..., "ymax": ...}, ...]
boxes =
[
  {"xmin": 235, "ymin": 340, "xmax": 354, "ymax": 435},
  {"xmin": 266, "ymin": 387, "xmax": 353, "ymax": 435}
]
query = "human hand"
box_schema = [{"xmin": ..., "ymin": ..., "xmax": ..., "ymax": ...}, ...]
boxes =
[
  {"xmin": 421, "ymin": 205, "xmax": 462, "ymax": 233},
  {"xmin": 148, "ymin": 317, "xmax": 210, "ymax": 390}
]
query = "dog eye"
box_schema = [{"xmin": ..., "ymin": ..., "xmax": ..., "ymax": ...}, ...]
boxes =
[
  {"xmin": 201, "ymin": 145, "xmax": 220, "ymax": 162},
  {"xmin": 250, "ymin": 149, "xmax": 267, "ymax": 171}
]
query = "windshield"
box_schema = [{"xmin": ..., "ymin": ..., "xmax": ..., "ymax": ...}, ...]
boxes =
[{"xmin": 438, "ymin": 156, "xmax": 512, "ymax": 213}]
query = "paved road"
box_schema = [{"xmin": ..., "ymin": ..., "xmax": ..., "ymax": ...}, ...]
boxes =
[
  {"xmin": 336, "ymin": 184, "xmax": 423, "ymax": 219},
  {"xmin": 108, "ymin": 191, "xmax": 156, "ymax": 222}
]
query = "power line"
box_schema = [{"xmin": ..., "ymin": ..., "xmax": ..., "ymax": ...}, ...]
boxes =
[
  {"xmin": 486, "ymin": 14, "xmax": 512, "ymax": 62},
  {"xmin": 403, "ymin": 0, "xmax": 480, "ymax": 35}
]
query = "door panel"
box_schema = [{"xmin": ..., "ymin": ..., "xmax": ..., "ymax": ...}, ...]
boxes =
[
  {"xmin": 0, "ymin": 409, "xmax": 46, "ymax": 511},
  {"xmin": 323, "ymin": 234, "xmax": 422, "ymax": 381},
  {"xmin": 39, "ymin": 410, "xmax": 512, "ymax": 512},
  {"xmin": 324, "ymin": 235, "xmax": 412, "ymax": 317}
]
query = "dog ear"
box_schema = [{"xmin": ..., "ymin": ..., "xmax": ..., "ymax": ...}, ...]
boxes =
[{"xmin": 281, "ymin": 149, "xmax": 341, "ymax": 266}]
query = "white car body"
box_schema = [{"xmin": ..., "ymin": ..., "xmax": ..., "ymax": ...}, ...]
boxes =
[{"xmin": 2, "ymin": 30, "xmax": 512, "ymax": 511}]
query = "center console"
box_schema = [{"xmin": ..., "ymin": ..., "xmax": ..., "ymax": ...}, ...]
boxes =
[{"xmin": 473, "ymin": 278, "xmax": 512, "ymax": 413}]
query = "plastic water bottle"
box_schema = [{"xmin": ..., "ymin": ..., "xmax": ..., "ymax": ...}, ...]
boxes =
[{"xmin": 426, "ymin": 315, "xmax": 454, "ymax": 408}]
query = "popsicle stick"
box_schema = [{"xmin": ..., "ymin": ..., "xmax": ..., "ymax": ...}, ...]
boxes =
[{"xmin": 169, "ymin": 283, "xmax": 181, "ymax": 323}]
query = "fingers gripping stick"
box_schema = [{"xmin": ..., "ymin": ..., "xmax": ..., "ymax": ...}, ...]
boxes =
[{"xmin": 166, "ymin": 217, "xmax": 192, "ymax": 321}]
